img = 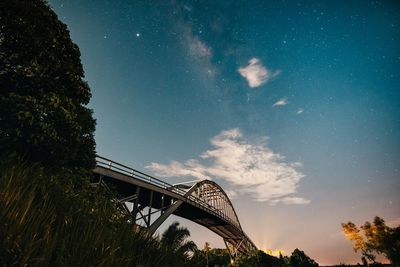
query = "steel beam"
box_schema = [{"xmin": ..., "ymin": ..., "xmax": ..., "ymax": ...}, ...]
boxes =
[
  {"xmin": 93, "ymin": 159, "xmax": 258, "ymax": 255},
  {"xmin": 148, "ymin": 182, "xmax": 199, "ymax": 234}
]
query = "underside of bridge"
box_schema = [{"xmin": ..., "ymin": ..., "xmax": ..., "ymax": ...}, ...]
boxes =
[{"xmin": 92, "ymin": 156, "xmax": 257, "ymax": 257}]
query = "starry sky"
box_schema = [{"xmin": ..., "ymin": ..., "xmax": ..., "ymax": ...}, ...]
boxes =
[{"xmin": 48, "ymin": 0, "xmax": 400, "ymax": 264}]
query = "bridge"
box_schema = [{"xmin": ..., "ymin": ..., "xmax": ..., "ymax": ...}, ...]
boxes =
[{"xmin": 92, "ymin": 155, "xmax": 257, "ymax": 257}]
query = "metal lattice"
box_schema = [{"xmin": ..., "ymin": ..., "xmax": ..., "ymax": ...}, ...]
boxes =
[{"xmin": 93, "ymin": 155, "xmax": 257, "ymax": 257}]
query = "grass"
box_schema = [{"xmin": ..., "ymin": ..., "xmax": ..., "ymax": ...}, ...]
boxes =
[{"xmin": 0, "ymin": 164, "xmax": 165, "ymax": 266}]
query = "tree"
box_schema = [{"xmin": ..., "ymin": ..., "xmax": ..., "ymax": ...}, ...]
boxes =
[
  {"xmin": 290, "ymin": 248, "xmax": 319, "ymax": 267},
  {"xmin": 280, "ymin": 252, "xmax": 291, "ymax": 267},
  {"xmin": 204, "ymin": 242, "xmax": 211, "ymax": 266},
  {"xmin": 160, "ymin": 221, "xmax": 198, "ymax": 266},
  {"xmin": 0, "ymin": 0, "xmax": 96, "ymax": 171},
  {"xmin": 208, "ymin": 248, "xmax": 231, "ymax": 266},
  {"xmin": 342, "ymin": 216, "xmax": 400, "ymax": 267},
  {"xmin": 227, "ymin": 250, "xmax": 282, "ymax": 267}
]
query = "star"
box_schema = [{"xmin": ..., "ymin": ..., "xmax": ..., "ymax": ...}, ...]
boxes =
[{"xmin": 136, "ymin": 33, "xmax": 140, "ymax": 37}]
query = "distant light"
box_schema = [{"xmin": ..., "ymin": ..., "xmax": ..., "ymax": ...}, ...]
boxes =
[
  {"xmin": 136, "ymin": 33, "xmax": 140, "ymax": 37},
  {"xmin": 265, "ymin": 249, "xmax": 285, "ymax": 257}
]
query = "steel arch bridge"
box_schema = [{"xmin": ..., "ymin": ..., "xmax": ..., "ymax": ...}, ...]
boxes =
[{"xmin": 92, "ymin": 156, "xmax": 257, "ymax": 257}]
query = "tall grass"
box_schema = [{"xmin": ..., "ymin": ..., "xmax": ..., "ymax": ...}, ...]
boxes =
[{"xmin": 0, "ymin": 164, "xmax": 165, "ymax": 266}]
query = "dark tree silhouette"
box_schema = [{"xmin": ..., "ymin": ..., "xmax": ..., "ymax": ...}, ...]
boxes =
[
  {"xmin": 290, "ymin": 248, "xmax": 319, "ymax": 267},
  {"xmin": 0, "ymin": 0, "xmax": 96, "ymax": 171},
  {"xmin": 160, "ymin": 221, "xmax": 198, "ymax": 266}
]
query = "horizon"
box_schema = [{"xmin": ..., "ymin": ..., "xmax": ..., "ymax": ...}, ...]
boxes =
[{"xmin": 48, "ymin": 0, "xmax": 400, "ymax": 265}]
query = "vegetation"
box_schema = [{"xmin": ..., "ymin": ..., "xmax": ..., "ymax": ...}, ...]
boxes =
[
  {"xmin": 191, "ymin": 246, "xmax": 231, "ymax": 267},
  {"xmin": 160, "ymin": 221, "xmax": 198, "ymax": 266},
  {"xmin": 0, "ymin": 0, "xmax": 205, "ymax": 265},
  {"xmin": 289, "ymin": 248, "xmax": 319, "ymax": 267},
  {"xmin": 230, "ymin": 249, "xmax": 283, "ymax": 267},
  {"xmin": 0, "ymin": 0, "xmax": 96, "ymax": 171},
  {"xmin": 342, "ymin": 216, "xmax": 400, "ymax": 267},
  {"xmin": 0, "ymin": 0, "xmax": 324, "ymax": 266},
  {"xmin": 0, "ymin": 164, "xmax": 165, "ymax": 266},
  {"xmin": 189, "ymin": 245, "xmax": 318, "ymax": 267}
]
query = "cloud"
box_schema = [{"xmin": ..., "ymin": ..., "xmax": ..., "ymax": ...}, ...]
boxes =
[
  {"xmin": 147, "ymin": 128, "xmax": 308, "ymax": 204},
  {"xmin": 225, "ymin": 189, "xmax": 238, "ymax": 200},
  {"xmin": 297, "ymin": 108, "xmax": 304, "ymax": 114},
  {"xmin": 146, "ymin": 160, "xmax": 207, "ymax": 180},
  {"xmin": 273, "ymin": 98, "xmax": 289, "ymax": 107},
  {"xmin": 238, "ymin": 58, "xmax": 280, "ymax": 88},
  {"xmin": 269, "ymin": 197, "xmax": 311, "ymax": 205}
]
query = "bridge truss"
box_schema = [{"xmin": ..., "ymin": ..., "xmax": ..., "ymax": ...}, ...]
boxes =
[{"xmin": 92, "ymin": 156, "xmax": 257, "ymax": 257}]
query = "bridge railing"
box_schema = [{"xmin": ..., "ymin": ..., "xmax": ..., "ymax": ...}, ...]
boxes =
[{"xmin": 96, "ymin": 156, "xmax": 240, "ymax": 228}]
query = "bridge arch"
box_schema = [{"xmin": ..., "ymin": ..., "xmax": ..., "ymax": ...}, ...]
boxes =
[
  {"xmin": 171, "ymin": 180, "xmax": 242, "ymax": 230},
  {"xmin": 92, "ymin": 156, "xmax": 257, "ymax": 256}
]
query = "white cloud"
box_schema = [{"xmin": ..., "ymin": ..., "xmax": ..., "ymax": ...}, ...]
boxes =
[
  {"xmin": 146, "ymin": 160, "xmax": 208, "ymax": 180},
  {"xmin": 297, "ymin": 108, "xmax": 304, "ymax": 114},
  {"xmin": 147, "ymin": 128, "xmax": 309, "ymax": 204},
  {"xmin": 238, "ymin": 58, "xmax": 280, "ymax": 88},
  {"xmin": 269, "ymin": 197, "xmax": 311, "ymax": 205},
  {"xmin": 273, "ymin": 98, "xmax": 289, "ymax": 107}
]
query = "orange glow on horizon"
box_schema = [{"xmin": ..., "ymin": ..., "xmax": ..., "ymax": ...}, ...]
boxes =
[{"xmin": 264, "ymin": 249, "xmax": 285, "ymax": 257}]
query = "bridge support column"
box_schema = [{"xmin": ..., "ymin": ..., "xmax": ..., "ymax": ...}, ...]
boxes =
[
  {"xmin": 224, "ymin": 238, "xmax": 245, "ymax": 260},
  {"xmin": 132, "ymin": 187, "xmax": 140, "ymax": 223},
  {"xmin": 148, "ymin": 183, "xmax": 199, "ymax": 235},
  {"xmin": 148, "ymin": 191, "xmax": 153, "ymax": 225}
]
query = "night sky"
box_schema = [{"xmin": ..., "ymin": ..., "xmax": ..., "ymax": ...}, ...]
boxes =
[{"xmin": 48, "ymin": 0, "xmax": 399, "ymax": 264}]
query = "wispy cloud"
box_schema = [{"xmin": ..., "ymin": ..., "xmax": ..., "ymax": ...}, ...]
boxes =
[
  {"xmin": 269, "ymin": 197, "xmax": 310, "ymax": 205},
  {"xmin": 147, "ymin": 128, "xmax": 309, "ymax": 204},
  {"xmin": 273, "ymin": 98, "xmax": 289, "ymax": 107},
  {"xmin": 297, "ymin": 108, "xmax": 304, "ymax": 114},
  {"xmin": 238, "ymin": 58, "xmax": 280, "ymax": 88}
]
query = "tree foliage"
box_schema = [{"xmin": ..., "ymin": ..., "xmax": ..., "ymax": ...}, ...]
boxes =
[
  {"xmin": 160, "ymin": 221, "xmax": 198, "ymax": 266},
  {"xmin": 231, "ymin": 250, "xmax": 282, "ymax": 267},
  {"xmin": 190, "ymin": 246, "xmax": 232, "ymax": 267},
  {"xmin": 289, "ymin": 248, "xmax": 319, "ymax": 267},
  {"xmin": 342, "ymin": 216, "xmax": 400, "ymax": 267},
  {"xmin": 191, "ymin": 246, "xmax": 285, "ymax": 267},
  {"xmin": 0, "ymin": 0, "xmax": 96, "ymax": 171}
]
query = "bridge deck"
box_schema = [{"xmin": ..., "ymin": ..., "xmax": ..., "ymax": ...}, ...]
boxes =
[{"xmin": 93, "ymin": 157, "xmax": 256, "ymax": 254}]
